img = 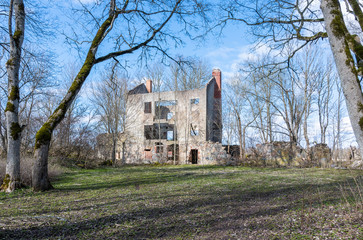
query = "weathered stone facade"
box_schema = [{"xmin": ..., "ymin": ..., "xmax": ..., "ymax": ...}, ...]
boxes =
[{"xmin": 121, "ymin": 69, "xmax": 225, "ymax": 165}]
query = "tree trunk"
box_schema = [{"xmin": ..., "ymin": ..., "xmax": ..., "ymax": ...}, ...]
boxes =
[
  {"xmin": 303, "ymin": 111, "xmax": 310, "ymax": 165},
  {"xmin": 122, "ymin": 142, "xmax": 126, "ymax": 165},
  {"xmin": 1, "ymin": 0, "xmax": 25, "ymax": 192},
  {"xmin": 32, "ymin": 142, "xmax": 53, "ymax": 191},
  {"xmin": 235, "ymin": 113, "xmax": 244, "ymax": 161},
  {"xmin": 0, "ymin": 110, "xmax": 7, "ymax": 157},
  {"xmin": 321, "ymin": 0, "xmax": 363, "ymax": 161},
  {"xmin": 112, "ymin": 136, "xmax": 116, "ymax": 165}
]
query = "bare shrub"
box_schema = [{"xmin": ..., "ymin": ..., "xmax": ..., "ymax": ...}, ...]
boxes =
[{"xmin": 0, "ymin": 157, "xmax": 64, "ymax": 187}]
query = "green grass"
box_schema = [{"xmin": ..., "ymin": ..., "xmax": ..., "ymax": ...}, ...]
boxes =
[{"xmin": 0, "ymin": 165, "xmax": 362, "ymax": 239}]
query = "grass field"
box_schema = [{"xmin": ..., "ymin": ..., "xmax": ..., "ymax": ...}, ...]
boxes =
[{"xmin": 0, "ymin": 165, "xmax": 362, "ymax": 239}]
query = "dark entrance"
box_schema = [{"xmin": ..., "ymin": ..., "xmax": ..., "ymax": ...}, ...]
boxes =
[{"xmin": 191, "ymin": 149, "xmax": 198, "ymax": 164}]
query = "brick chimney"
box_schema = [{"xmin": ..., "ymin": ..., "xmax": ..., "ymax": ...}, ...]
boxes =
[
  {"xmin": 212, "ymin": 69, "xmax": 221, "ymax": 98},
  {"xmin": 146, "ymin": 79, "xmax": 152, "ymax": 93}
]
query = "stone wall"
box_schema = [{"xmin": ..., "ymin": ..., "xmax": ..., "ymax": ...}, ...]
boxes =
[
  {"xmin": 310, "ymin": 144, "xmax": 331, "ymax": 168},
  {"xmin": 186, "ymin": 141, "xmax": 228, "ymax": 165},
  {"xmin": 122, "ymin": 139, "xmax": 228, "ymax": 165},
  {"xmin": 248, "ymin": 142, "xmax": 335, "ymax": 167}
]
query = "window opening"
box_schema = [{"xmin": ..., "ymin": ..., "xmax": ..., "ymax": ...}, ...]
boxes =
[
  {"xmin": 155, "ymin": 142, "xmax": 163, "ymax": 153},
  {"xmin": 155, "ymin": 100, "xmax": 177, "ymax": 120},
  {"xmin": 156, "ymin": 100, "xmax": 177, "ymax": 106},
  {"xmin": 167, "ymin": 131, "xmax": 174, "ymax": 141},
  {"xmin": 145, "ymin": 124, "xmax": 175, "ymax": 140},
  {"xmin": 167, "ymin": 144, "xmax": 179, "ymax": 161},
  {"xmin": 144, "ymin": 102, "xmax": 151, "ymax": 113},
  {"xmin": 190, "ymin": 149, "xmax": 198, "ymax": 164},
  {"xmin": 144, "ymin": 125, "xmax": 154, "ymax": 139},
  {"xmin": 190, "ymin": 124, "xmax": 198, "ymax": 136},
  {"xmin": 144, "ymin": 148, "xmax": 152, "ymax": 160},
  {"xmin": 191, "ymin": 98, "xmax": 199, "ymax": 104}
]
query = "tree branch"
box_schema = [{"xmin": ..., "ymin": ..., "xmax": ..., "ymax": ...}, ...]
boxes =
[{"xmin": 94, "ymin": 0, "xmax": 181, "ymax": 64}]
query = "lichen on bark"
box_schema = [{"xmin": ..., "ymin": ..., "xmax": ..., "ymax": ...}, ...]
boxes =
[
  {"xmin": 6, "ymin": 58, "xmax": 14, "ymax": 66},
  {"xmin": 329, "ymin": 3, "xmax": 363, "ymax": 81},
  {"xmin": 34, "ymin": 122, "xmax": 52, "ymax": 149},
  {"xmin": 0, "ymin": 174, "xmax": 10, "ymax": 191},
  {"xmin": 359, "ymin": 117, "xmax": 363, "ymax": 130},
  {"xmin": 17, "ymin": 2, "xmax": 24, "ymax": 12},
  {"xmin": 330, "ymin": 14, "xmax": 346, "ymax": 38},
  {"xmin": 5, "ymin": 102, "xmax": 15, "ymax": 112},
  {"xmin": 9, "ymin": 86, "xmax": 19, "ymax": 100},
  {"xmin": 13, "ymin": 30, "xmax": 22, "ymax": 40},
  {"xmin": 10, "ymin": 122, "xmax": 21, "ymax": 140},
  {"xmin": 347, "ymin": 0, "xmax": 363, "ymax": 30}
]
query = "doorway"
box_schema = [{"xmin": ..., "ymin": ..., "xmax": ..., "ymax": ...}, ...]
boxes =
[{"xmin": 191, "ymin": 149, "xmax": 198, "ymax": 164}]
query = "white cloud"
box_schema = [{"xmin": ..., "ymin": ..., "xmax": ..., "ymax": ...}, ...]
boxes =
[{"xmin": 206, "ymin": 43, "xmax": 283, "ymax": 84}]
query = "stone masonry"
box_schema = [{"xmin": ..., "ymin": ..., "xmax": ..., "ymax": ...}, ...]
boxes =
[{"xmin": 121, "ymin": 69, "xmax": 226, "ymax": 164}]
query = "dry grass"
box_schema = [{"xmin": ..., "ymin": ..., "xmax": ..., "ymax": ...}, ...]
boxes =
[{"xmin": 0, "ymin": 157, "xmax": 64, "ymax": 186}]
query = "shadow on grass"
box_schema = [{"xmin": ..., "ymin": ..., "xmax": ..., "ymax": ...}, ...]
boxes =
[
  {"xmin": 51, "ymin": 165, "xmax": 239, "ymax": 190},
  {"xmin": 1, "ymin": 174, "xmax": 362, "ymax": 239},
  {"xmin": 53, "ymin": 165, "xmax": 304, "ymax": 192}
]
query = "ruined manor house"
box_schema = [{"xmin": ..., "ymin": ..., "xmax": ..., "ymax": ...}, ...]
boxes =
[{"xmin": 99, "ymin": 69, "xmax": 227, "ymax": 164}]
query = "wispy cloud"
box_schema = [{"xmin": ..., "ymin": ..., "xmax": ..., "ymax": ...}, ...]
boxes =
[{"xmin": 206, "ymin": 43, "xmax": 280, "ymax": 83}]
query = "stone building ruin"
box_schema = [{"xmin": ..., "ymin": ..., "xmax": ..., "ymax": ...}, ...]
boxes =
[{"xmin": 121, "ymin": 69, "xmax": 227, "ymax": 164}]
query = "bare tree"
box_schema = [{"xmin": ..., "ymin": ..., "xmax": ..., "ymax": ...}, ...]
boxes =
[
  {"xmin": 316, "ymin": 61, "xmax": 335, "ymax": 144},
  {"xmin": 222, "ymin": 0, "xmax": 363, "ymax": 161},
  {"xmin": 331, "ymin": 77, "xmax": 344, "ymax": 164},
  {"xmin": 91, "ymin": 62, "xmax": 128, "ymax": 165},
  {"xmin": 287, "ymin": 46, "xmax": 322, "ymax": 151},
  {"xmin": 1, "ymin": 0, "xmax": 25, "ymax": 192},
  {"xmin": 299, "ymin": 50, "xmax": 319, "ymax": 153},
  {"xmin": 238, "ymin": 56, "xmax": 279, "ymax": 144},
  {"xmin": 227, "ymin": 76, "xmax": 257, "ymax": 160},
  {"xmin": 240, "ymin": 53, "xmax": 316, "ymax": 146},
  {"xmin": 166, "ymin": 56, "xmax": 211, "ymax": 91},
  {"xmin": 249, "ymin": 69, "xmax": 275, "ymax": 144},
  {"xmin": 276, "ymin": 70, "xmax": 305, "ymax": 144},
  {"xmin": 145, "ymin": 63, "xmax": 165, "ymax": 93},
  {"xmin": 222, "ymin": 94, "xmax": 236, "ymax": 155}
]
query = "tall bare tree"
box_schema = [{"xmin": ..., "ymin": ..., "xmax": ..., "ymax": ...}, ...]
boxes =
[
  {"xmin": 166, "ymin": 56, "xmax": 211, "ymax": 91},
  {"xmin": 331, "ymin": 77, "xmax": 344, "ymax": 163},
  {"xmin": 32, "ymin": 0, "xmax": 209, "ymax": 191},
  {"xmin": 238, "ymin": 56, "xmax": 279, "ymax": 144},
  {"xmin": 227, "ymin": 81, "xmax": 256, "ymax": 160},
  {"xmin": 316, "ymin": 60, "xmax": 335, "ymax": 144},
  {"xmin": 1, "ymin": 0, "xmax": 25, "ymax": 192},
  {"xmin": 92, "ymin": 62, "xmax": 128, "ymax": 165},
  {"xmin": 298, "ymin": 48, "xmax": 320, "ymax": 152}
]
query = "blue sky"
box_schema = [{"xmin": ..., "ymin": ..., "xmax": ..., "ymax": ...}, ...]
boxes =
[{"xmin": 48, "ymin": 0, "xmax": 252, "ymax": 82}]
